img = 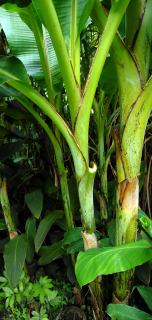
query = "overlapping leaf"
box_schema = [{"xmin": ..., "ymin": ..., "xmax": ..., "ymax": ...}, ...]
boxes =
[
  {"xmin": 0, "ymin": 56, "xmax": 30, "ymax": 84},
  {"xmin": 106, "ymin": 304, "xmax": 151, "ymax": 320},
  {"xmin": 75, "ymin": 240, "xmax": 152, "ymax": 287},
  {"xmin": 133, "ymin": 285, "xmax": 152, "ymax": 311},
  {"xmin": 63, "ymin": 227, "xmax": 83, "ymax": 245},
  {"xmin": 38, "ymin": 240, "xmax": 65, "ymax": 265},
  {"xmin": 35, "ymin": 210, "xmax": 64, "ymax": 252}
]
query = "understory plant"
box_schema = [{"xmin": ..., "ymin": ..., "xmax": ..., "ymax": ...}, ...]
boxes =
[
  {"xmin": 0, "ymin": 270, "xmax": 61, "ymax": 319},
  {"xmin": 0, "ymin": 0, "xmax": 152, "ymax": 319}
]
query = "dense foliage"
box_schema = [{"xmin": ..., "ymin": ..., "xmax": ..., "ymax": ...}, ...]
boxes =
[{"xmin": 0, "ymin": 0, "xmax": 152, "ymax": 319}]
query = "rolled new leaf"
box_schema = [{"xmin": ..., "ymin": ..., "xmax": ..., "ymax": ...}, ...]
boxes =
[{"xmin": 140, "ymin": 217, "xmax": 152, "ymax": 238}]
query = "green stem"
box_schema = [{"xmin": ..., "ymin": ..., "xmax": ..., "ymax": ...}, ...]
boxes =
[
  {"xmin": 74, "ymin": 0, "xmax": 131, "ymax": 162},
  {"xmin": 89, "ymin": 276, "xmax": 103, "ymax": 319},
  {"xmin": 115, "ymin": 179, "xmax": 138, "ymax": 246},
  {"xmin": 91, "ymin": 0, "xmax": 142, "ymax": 136},
  {"xmin": 126, "ymin": 0, "xmax": 152, "ymax": 85},
  {"xmin": 98, "ymin": 92, "xmax": 114, "ymax": 222},
  {"xmin": 93, "ymin": 98, "xmax": 99, "ymax": 127},
  {"xmin": 78, "ymin": 162, "xmax": 97, "ymax": 233},
  {"xmin": 9, "ymin": 80, "xmax": 86, "ymax": 181},
  {"xmin": 121, "ymin": 76, "xmax": 152, "ymax": 180},
  {"xmin": 36, "ymin": 0, "xmax": 81, "ymax": 126},
  {"xmin": 27, "ymin": 4, "xmax": 54, "ymax": 105},
  {"xmin": 75, "ymin": 37, "xmax": 80, "ymax": 86},
  {"xmin": 113, "ymin": 178, "xmax": 138, "ymax": 304},
  {"xmin": 0, "ymin": 178, "xmax": 17, "ymax": 235}
]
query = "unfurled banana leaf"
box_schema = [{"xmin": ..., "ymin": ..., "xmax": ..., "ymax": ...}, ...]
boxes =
[
  {"xmin": 0, "ymin": 6, "xmax": 62, "ymax": 94},
  {"xmin": 33, "ymin": 0, "xmax": 90, "ymax": 41}
]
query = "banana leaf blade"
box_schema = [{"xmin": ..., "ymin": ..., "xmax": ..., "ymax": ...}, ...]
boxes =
[
  {"xmin": 106, "ymin": 304, "xmax": 151, "ymax": 320},
  {"xmin": 75, "ymin": 240, "xmax": 152, "ymax": 287}
]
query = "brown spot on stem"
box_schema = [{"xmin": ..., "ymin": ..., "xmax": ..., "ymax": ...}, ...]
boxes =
[
  {"xmin": 2, "ymin": 179, "xmax": 7, "ymax": 194},
  {"xmin": 118, "ymin": 178, "xmax": 138, "ymax": 212},
  {"xmin": 81, "ymin": 231, "xmax": 98, "ymax": 251},
  {"xmin": 10, "ymin": 230, "xmax": 18, "ymax": 239}
]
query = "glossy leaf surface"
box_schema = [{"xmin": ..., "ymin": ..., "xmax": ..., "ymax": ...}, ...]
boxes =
[
  {"xmin": 75, "ymin": 240, "xmax": 152, "ymax": 287},
  {"xmin": 0, "ymin": 56, "xmax": 30, "ymax": 84},
  {"xmin": 63, "ymin": 227, "xmax": 83, "ymax": 245},
  {"xmin": 106, "ymin": 304, "xmax": 151, "ymax": 320}
]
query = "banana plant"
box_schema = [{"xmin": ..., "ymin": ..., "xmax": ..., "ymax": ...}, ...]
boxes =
[
  {"xmin": 91, "ymin": 0, "xmax": 152, "ymax": 307},
  {"xmin": 0, "ymin": 0, "xmax": 152, "ymax": 319}
]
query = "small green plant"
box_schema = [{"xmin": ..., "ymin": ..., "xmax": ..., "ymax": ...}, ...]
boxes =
[
  {"xmin": 0, "ymin": 270, "xmax": 32, "ymax": 309},
  {"xmin": 32, "ymin": 275, "xmax": 61, "ymax": 308},
  {"xmin": 0, "ymin": 271, "xmax": 61, "ymax": 319},
  {"xmin": 31, "ymin": 306, "xmax": 49, "ymax": 320}
]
